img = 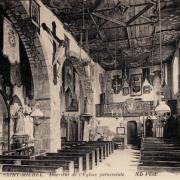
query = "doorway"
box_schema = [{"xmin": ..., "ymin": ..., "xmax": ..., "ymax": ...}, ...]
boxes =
[
  {"xmin": 127, "ymin": 121, "xmax": 138, "ymax": 145},
  {"xmin": 145, "ymin": 119, "xmax": 153, "ymax": 137}
]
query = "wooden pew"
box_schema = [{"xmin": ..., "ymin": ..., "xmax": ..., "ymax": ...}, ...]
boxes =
[
  {"xmin": 0, "ymin": 157, "xmax": 73, "ymax": 173},
  {"xmin": 56, "ymin": 150, "xmax": 90, "ymax": 171},
  {"xmin": 36, "ymin": 155, "xmax": 83, "ymax": 173},
  {"xmin": 0, "ymin": 164, "xmax": 63, "ymax": 173},
  {"xmin": 85, "ymin": 142, "xmax": 107, "ymax": 162},
  {"xmin": 140, "ymin": 159, "xmax": 180, "ymax": 166},
  {"xmin": 61, "ymin": 140, "xmax": 114, "ymax": 167},
  {"xmin": 21, "ymin": 159, "xmax": 74, "ymax": 173},
  {"xmin": 141, "ymin": 155, "xmax": 180, "ymax": 161},
  {"xmin": 62, "ymin": 141, "xmax": 114, "ymax": 156},
  {"xmin": 63, "ymin": 142, "xmax": 104, "ymax": 163},
  {"xmin": 138, "ymin": 165, "xmax": 180, "ymax": 173},
  {"xmin": 62, "ymin": 142, "xmax": 86, "ymax": 149},
  {"xmin": 0, "ymin": 155, "xmax": 30, "ymax": 159},
  {"xmin": 142, "ymin": 144, "xmax": 180, "ymax": 148}
]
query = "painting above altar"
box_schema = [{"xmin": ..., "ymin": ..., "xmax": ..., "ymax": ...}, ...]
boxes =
[{"xmin": 102, "ymin": 99, "xmax": 153, "ymax": 117}]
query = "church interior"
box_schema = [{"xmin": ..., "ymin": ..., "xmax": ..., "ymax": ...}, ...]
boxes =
[{"xmin": 0, "ymin": 0, "xmax": 180, "ymax": 175}]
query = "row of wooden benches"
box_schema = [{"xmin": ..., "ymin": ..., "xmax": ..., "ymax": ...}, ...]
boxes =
[
  {"xmin": 0, "ymin": 141, "xmax": 114, "ymax": 173},
  {"xmin": 138, "ymin": 138, "xmax": 180, "ymax": 172}
]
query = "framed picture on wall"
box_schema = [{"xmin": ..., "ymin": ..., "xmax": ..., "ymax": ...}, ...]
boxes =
[
  {"xmin": 30, "ymin": 0, "xmax": 40, "ymax": 30},
  {"xmin": 116, "ymin": 127, "xmax": 125, "ymax": 135},
  {"xmin": 130, "ymin": 74, "xmax": 142, "ymax": 96}
]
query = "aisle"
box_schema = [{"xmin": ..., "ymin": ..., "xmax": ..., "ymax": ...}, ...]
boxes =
[{"xmin": 89, "ymin": 148, "xmax": 140, "ymax": 176}]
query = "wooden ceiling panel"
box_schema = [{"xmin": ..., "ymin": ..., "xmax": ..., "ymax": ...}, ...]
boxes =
[{"xmin": 42, "ymin": 0, "xmax": 180, "ymax": 70}]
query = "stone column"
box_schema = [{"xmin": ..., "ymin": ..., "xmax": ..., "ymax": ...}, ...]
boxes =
[{"xmin": 83, "ymin": 121, "xmax": 89, "ymax": 141}]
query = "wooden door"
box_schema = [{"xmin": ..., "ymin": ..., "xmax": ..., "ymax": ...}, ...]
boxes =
[{"xmin": 127, "ymin": 121, "xmax": 138, "ymax": 145}]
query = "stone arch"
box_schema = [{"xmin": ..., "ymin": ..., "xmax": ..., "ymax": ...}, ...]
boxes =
[
  {"xmin": 0, "ymin": 91, "xmax": 8, "ymax": 151},
  {"xmin": 1, "ymin": 1, "xmax": 52, "ymax": 152},
  {"xmin": 0, "ymin": 91, "xmax": 8, "ymax": 117},
  {"xmin": 3, "ymin": 1, "xmax": 51, "ymax": 115}
]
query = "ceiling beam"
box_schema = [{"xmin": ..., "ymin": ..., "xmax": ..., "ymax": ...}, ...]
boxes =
[
  {"xmin": 89, "ymin": 42, "xmax": 174, "ymax": 53},
  {"xmin": 69, "ymin": 21, "xmax": 157, "ymax": 34},
  {"xmin": 141, "ymin": 15, "xmax": 153, "ymax": 22},
  {"xmin": 54, "ymin": 3, "xmax": 153, "ymax": 15},
  {"xmin": 88, "ymin": 10, "xmax": 103, "ymax": 40},
  {"xmin": 92, "ymin": 12, "xmax": 126, "ymax": 27},
  {"xmin": 127, "ymin": 3, "xmax": 154, "ymax": 25}
]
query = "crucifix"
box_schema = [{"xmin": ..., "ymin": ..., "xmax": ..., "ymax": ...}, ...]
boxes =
[{"xmin": 42, "ymin": 22, "xmax": 66, "ymax": 85}]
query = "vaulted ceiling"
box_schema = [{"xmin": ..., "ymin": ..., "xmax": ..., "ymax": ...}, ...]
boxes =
[{"xmin": 42, "ymin": 0, "xmax": 180, "ymax": 70}]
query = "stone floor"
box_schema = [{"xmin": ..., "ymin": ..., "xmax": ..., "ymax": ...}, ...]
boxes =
[
  {"xmin": 88, "ymin": 148, "xmax": 140, "ymax": 177},
  {"xmin": 87, "ymin": 148, "xmax": 180, "ymax": 178}
]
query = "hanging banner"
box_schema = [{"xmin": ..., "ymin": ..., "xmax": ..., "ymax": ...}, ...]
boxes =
[{"xmin": 3, "ymin": 17, "xmax": 20, "ymax": 65}]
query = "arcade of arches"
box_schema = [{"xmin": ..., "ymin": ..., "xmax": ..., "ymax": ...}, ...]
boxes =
[{"xmin": 0, "ymin": 0, "xmax": 180, "ymax": 174}]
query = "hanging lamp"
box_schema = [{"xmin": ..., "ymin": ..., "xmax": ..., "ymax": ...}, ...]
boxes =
[
  {"xmin": 113, "ymin": 30, "xmax": 120, "ymax": 94},
  {"xmin": 155, "ymin": 0, "xmax": 171, "ymax": 115}
]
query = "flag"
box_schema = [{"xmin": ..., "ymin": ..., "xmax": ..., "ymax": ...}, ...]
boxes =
[{"xmin": 3, "ymin": 17, "xmax": 20, "ymax": 65}]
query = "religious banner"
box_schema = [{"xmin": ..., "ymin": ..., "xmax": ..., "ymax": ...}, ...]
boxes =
[
  {"xmin": 112, "ymin": 75, "xmax": 122, "ymax": 94},
  {"xmin": 142, "ymin": 78, "xmax": 152, "ymax": 94},
  {"xmin": 130, "ymin": 74, "xmax": 142, "ymax": 96},
  {"xmin": 122, "ymin": 80, "xmax": 130, "ymax": 96},
  {"xmin": 3, "ymin": 17, "xmax": 20, "ymax": 65}
]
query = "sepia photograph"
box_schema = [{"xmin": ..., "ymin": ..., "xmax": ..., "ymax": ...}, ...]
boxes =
[{"xmin": 0, "ymin": 0, "xmax": 180, "ymax": 179}]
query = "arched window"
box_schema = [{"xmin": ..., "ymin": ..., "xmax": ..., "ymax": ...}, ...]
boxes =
[{"xmin": 173, "ymin": 56, "xmax": 179, "ymax": 96}]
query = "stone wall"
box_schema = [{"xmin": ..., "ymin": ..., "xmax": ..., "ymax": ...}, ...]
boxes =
[{"xmin": 1, "ymin": 0, "xmax": 105, "ymax": 152}]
